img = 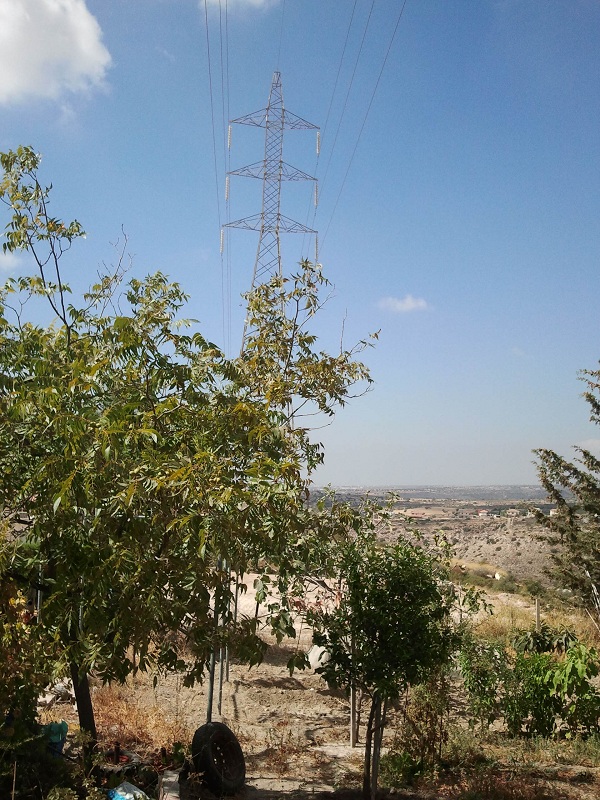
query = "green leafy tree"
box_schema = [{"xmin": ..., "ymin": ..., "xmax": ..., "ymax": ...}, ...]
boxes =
[
  {"xmin": 458, "ymin": 635, "xmax": 508, "ymax": 730},
  {"xmin": 0, "ymin": 147, "xmax": 372, "ymax": 744},
  {"xmin": 503, "ymin": 651, "xmax": 561, "ymax": 737},
  {"xmin": 308, "ymin": 532, "xmax": 458, "ymax": 800},
  {"xmin": 503, "ymin": 645, "xmax": 600, "ymax": 737},
  {"xmin": 460, "ymin": 629, "xmax": 600, "ymax": 738},
  {"xmin": 549, "ymin": 643, "xmax": 600, "ymax": 736},
  {"xmin": 534, "ymin": 366, "xmax": 600, "ymax": 623},
  {"xmin": 0, "ymin": 526, "xmax": 52, "ymax": 733}
]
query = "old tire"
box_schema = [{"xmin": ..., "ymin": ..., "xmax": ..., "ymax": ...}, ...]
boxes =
[{"xmin": 191, "ymin": 722, "xmax": 245, "ymax": 795}]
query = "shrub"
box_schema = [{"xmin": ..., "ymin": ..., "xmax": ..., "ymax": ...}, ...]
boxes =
[
  {"xmin": 393, "ymin": 668, "xmax": 453, "ymax": 773},
  {"xmin": 458, "ymin": 636, "xmax": 508, "ymax": 730},
  {"xmin": 379, "ymin": 750, "xmax": 422, "ymax": 788},
  {"xmin": 512, "ymin": 623, "xmax": 578, "ymax": 655},
  {"xmin": 503, "ymin": 652, "xmax": 561, "ymax": 737},
  {"xmin": 549, "ymin": 644, "xmax": 600, "ymax": 736}
]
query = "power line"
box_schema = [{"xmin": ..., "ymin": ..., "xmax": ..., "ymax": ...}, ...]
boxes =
[
  {"xmin": 202, "ymin": 0, "xmax": 227, "ymax": 348},
  {"xmin": 224, "ymin": 0, "xmax": 232, "ymax": 356},
  {"xmin": 317, "ymin": 1, "xmax": 375, "ymax": 204},
  {"xmin": 322, "ymin": 0, "xmax": 359, "ymax": 146},
  {"xmin": 320, "ymin": 0, "xmax": 410, "ymax": 252},
  {"xmin": 216, "ymin": 0, "xmax": 233, "ymax": 355},
  {"xmin": 217, "ymin": 1, "xmax": 231, "ymax": 352},
  {"xmin": 302, "ymin": 0, "xmax": 358, "ymax": 259}
]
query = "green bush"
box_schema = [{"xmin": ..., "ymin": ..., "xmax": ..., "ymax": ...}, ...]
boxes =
[
  {"xmin": 512, "ymin": 623, "xmax": 577, "ymax": 654},
  {"xmin": 523, "ymin": 579, "xmax": 546, "ymax": 598},
  {"xmin": 460, "ymin": 632, "xmax": 600, "ymax": 738},
  {"xmin": 379, "ymin": 750, "xmax": 422, "ymax": 788},
  {"xmin": 503, "ymin": 652, "xmax": 561, "ymax": 737},
  {"xmin": 458, "ymin": 636, "xmax": 508, "ymax": 729},
  {"xmin": 549, "ymin": 644, "xmax": 600, "ymax": 736}
]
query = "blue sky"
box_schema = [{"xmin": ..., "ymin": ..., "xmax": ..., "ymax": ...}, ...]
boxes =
[{"xmin": 1, "ymin": 0, "xmax": 599, "ymax": 487}]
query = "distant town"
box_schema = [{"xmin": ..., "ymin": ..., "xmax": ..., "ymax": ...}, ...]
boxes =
[{"xmin": 312, "ymin": 484, "xmax": 552, "ymax": 503}]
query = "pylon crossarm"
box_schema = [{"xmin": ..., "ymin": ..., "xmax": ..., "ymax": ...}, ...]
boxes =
[
  {"xmin": 278, "ymin": 215, "xmax": 316, "ymax": 234},
  {"xmin": 224, "ymin": 214, "xmax": 263, "ymax": 231},
  {"xmin": 231, "ymin": 110, "xmax": 318, "ymax": 131},
  {"xmin": 228, "ymin": 162, "xmax": 315, "ymax": 182},
  {"xmin": 279, "ymin": 163, "xmax": 316, "ymax": 181},
  {"xmin": 282, "ymin": 110, "xmax": 319, "ymax": 130},
  {"xmin": 231, "ymin": 109, "xmax": 268, "ymax": 127},
  {"xmin": 225, "ymin": 214, "xmax": 315, "ymax": 235},
  {"xmin": 228, "ymin": 162, "xmax": 265, "ymax": 179}
]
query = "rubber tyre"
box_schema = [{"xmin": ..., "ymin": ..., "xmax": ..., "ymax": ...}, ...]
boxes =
[{"xmin": 191, "ymin": 722, "xmax": 245, "ymax": 795}]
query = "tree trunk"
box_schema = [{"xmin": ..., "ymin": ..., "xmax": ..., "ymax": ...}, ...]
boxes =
[
  {"xmin": 363, "ymin": 694, "xmax": 388, "ymax": 800},
  {"xmin": 70, "ymin": 662, "xmax": 97, "ymax": 746},
  {"xmin": 362, "ymin": 694, "xmax": 378, "ymax": 800},
  {"xmin": 371, "ymin": 698, "xmax": 388, "ymax": 800}
]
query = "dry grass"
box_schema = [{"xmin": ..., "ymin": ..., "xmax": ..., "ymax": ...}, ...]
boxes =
[
  {"xmin": 91, "ymin": 684, "xmax": 193, "ymax": 756},
  {"xmin": 543, "ymin": 608, "xmax": 600, "ymax": 649},
  {"xmin": 451, "ymin": 558, "xmax": 509, "ymax": 578},
  {"xmin": 474, "ymin": 600, "xmax": 538, "ymax": 641},
  {"xmin": 379, "ymin": 718, "xmax": 600, "ymax": 800},
  {"xmin": 440, "ymin": 766, "xmax": 567, "ymax": 800},
  {"xmin": 469, "ymin": 588, "xmax": 600, "ymax": 650},
  {"xmin": 261, "ymin": 724, "xmax": 312, "ymax": 775}
]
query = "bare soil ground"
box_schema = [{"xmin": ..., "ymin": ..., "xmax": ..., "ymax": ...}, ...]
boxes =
[
  {"xmin": 384, "ymin": 504, "xmax": 555, "ymax": 584},
  {"xmin": 43, "ymin": 504, "xmax": 600, "ymax": 799},
  {"xmin": 48, "ymin": 623, "xmax": 600, "ymax": 800},
  {"xmin": 95, "ymin": 608, "xmax": 600, "ymax": 800}
]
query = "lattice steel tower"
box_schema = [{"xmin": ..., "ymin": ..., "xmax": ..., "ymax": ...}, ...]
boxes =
[{"xmin": 224, "ymin": 72, "xmax": 319, "ymax": 293}]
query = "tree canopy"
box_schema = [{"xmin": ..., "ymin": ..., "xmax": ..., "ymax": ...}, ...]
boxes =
[
  {"xmin": 0, "ymin": 146, "xmax": 373, "ymax": 739},
  {"xmin": 535, "ymin": 365, "xmax": 600, "ymax": 623},
  {"xmin": 309, "ymin": 529, "xmax": 458, "ymax": 800}
]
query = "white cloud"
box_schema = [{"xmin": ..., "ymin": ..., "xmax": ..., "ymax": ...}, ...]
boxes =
[
  {"xmin": 0, "ymin": 250, "xmax": 22, "ymax": 272},
  {"xmin": 58, "ymin": 101, "xmax": 78, "ymax": 127},
  {"xmin": 378, "ymin": 294, "xmax": 430, "ymax": 314},
  {"xmin": 0, "ymin": 0, "xmax": 111, "ymax": 105}
]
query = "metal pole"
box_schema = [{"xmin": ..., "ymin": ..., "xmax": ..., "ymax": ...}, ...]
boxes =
[
  {"xmin": 206, "ymin": 600, "xmax": 219, "ymax": 723},
  {"xmin": 350, "ymin": 686, "xmax": 357, "ymax": 747},
  {"xmin": 36, "ymin": 565, "xmax": 42, "ymax": 622},
  {"xmin": 350, "ymin": 634, "xmax": 357, "ymax": 746},
  {"xmin": 206, "ymin": 558, "xmax": 223, "ymax": 723},
  {"xmin": 217, "ymin": 561, "xmax": 229, "ymax": 711},
  {"xmin": 228, "ymin": 573, "xmax": 240, "ymax": 683},
  {"xmin": 217, "ymin": 647, "xmax": 225, "ymax": 715}
]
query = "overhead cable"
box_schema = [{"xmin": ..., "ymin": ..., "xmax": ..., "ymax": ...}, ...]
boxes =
[{"xmin": 320, "ymin": 0, "xmax": 409, "ymax": 252}]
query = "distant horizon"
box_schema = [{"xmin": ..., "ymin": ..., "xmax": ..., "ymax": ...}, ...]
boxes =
[
  {"xmin": 310, "ymin": 483, "xmax": 551, "ymax": 503},
  {"xmin": 313, "ymin": 483, "xmax": 543, "ymax": 489}
]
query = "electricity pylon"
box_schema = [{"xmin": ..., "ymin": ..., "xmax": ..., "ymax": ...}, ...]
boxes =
[
  {"xmin": 210, "ymin": 75, "xmax": 319, "ymax": 711},
  {"xmin": 224, "ymin": 71, "xmax": 319, "ymax": 335}
]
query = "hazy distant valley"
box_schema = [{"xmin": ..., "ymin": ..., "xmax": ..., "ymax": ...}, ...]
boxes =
[{"xmin": 312, "ymin": 485, "xmax": 556, "ymax": 584}]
